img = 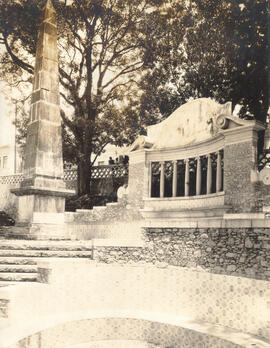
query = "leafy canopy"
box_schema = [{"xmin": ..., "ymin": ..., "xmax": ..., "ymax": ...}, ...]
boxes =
[{"xmin": 138, "ymin": 0, "xmax": 269, "ymax": 124}]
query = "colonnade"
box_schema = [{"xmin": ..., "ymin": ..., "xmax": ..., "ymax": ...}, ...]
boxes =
[{"xmin": 150, "ymin": 150, "xmax": 224, "ymax": 198}]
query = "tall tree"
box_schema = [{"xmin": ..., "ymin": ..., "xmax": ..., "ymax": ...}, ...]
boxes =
[
  {"xmin": 0, "ymin": 0, "xmax": 166, "ymax": 195},
  {"xmin": 139, "ymin": 0, "xmax": 269, "ymax": 129}
]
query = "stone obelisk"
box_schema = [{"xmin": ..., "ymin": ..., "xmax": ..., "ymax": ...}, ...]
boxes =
[{"xmin": 11, "ymin": 0, "xmax": 74, "ymax": 238}]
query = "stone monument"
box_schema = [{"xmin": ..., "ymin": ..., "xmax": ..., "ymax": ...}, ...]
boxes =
[{"xmin": 11, "ymin": 0, "xmax": 74, "ymax": 238}]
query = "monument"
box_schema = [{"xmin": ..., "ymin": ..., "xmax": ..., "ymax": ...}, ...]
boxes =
[{"xmin": 11, "ymin": 0, "xmax": 74, "ymax": 238}]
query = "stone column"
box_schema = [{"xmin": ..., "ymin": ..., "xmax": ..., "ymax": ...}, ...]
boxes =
[
  {"xmin": 220, "ymin": 120, "xmax": 265, "ymax": 212},
  {"xmin": 196, "ymin": 157, "xmax": 201, "ymax": 195},
  {"xmin": 207, "ymin": 154, "xmax": 212, "ymax": 194},
  {"xmin": 11, "ymin": 0, "xmax": 74, "ymax": 239},
  {"xmin": 216, "ymin": 151, "xmax": 222, "ymax": 192},
  {"xmin": 148, "ymin": 161, "xmax": 152, "ymax": 197},
  {"xmin": 160, "ymin": 161, "xmax": 165, "ymax": 198},
  {"xmin": 185, "ymin": 159, "xmax": 189, "ymax": 196},
  {"xmin": 128, "ymin": 149, "xmax": 149, "ymax": 217},
  {"xmin": 172, "ymin": 160, "xmax": 178, "ymax": 197}
]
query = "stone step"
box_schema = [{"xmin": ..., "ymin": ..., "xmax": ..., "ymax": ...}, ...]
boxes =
[
  {"xmin": 0, "ymin": 240, "xmax": 93, "ymax": 251},
  {"xmin": 0, "ymin": 273, "xmax": 37, "ymax": 282},
  {"xmin": 0, "ymin": 257, "xmax": 36, "ymax": 265},
  {"xmin": 0, "ymin": 281, "xmax": 22, "ymax": 287},
  {"xmin": 0, "ymin": 249, "xmax": 92, "ymax": 258},
  {"xmin": 0, "ymin": 264, "xmax": 37, "ymax": 273}
]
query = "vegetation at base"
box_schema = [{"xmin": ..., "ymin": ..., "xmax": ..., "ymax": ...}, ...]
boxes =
[{"xmin": 65, "ymin": 193, "xmax": 117, "ymax": 211}]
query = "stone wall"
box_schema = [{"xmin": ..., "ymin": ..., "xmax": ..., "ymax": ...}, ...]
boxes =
[
  {"xmin": 93, "ymin": 227, "xmax": 270, "ymax": 281},
  {"xmin": 224, "ymin": 142, "xmax": 259, "ymax": 213}
]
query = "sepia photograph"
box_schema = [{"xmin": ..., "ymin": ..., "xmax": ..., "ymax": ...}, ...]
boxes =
[{"xmin": 0, "ymin": 0, "xmax": 269, "ymax": 347}]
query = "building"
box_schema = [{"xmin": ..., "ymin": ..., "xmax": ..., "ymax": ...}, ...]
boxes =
[{"xmin": 0, "ymin": 144, "xmax": 23, "ymax": 176}]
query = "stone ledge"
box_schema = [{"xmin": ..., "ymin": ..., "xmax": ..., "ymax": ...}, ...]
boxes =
[
  {"xmin": 11, "ymin": 186, "xmax": 74, "ymax": 197},
  {"xmin": 142, "ymin": 217, "xmax": 270, "ymax": 228},
  {"xmin": 93, "ymin": 239, "xmax": 144, "ymax": 247},
  {"xmin": 144, "ymin": 191, "xmax": 225, "ymax": 202}
]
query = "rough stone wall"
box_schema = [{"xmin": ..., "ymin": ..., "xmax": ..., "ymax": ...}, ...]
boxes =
[
  {"xmin": 93, "ymin": 227, "xmax": 270, "ymax": 281},
  {"xmin": 224, "ymin": 142, "xmax": 257, "ymax": 213}
]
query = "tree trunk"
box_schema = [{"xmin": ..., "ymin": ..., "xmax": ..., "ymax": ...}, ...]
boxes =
[{"xmin": 77, "ymin": 150, "xmax": 91, "ymax": 196}]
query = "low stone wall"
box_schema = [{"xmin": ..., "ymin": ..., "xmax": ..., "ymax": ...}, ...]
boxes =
[{"xmin": 93, "ymin": 226, "xmax": 270, "ymax": 281}]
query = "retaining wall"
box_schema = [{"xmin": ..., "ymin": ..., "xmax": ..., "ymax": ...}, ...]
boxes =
[{"xmin": 93, "ymin": 226, "xmax": 270, "ymax": 281}]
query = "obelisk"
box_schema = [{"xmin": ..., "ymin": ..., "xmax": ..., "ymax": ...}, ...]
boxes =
[{"xmin": 11, "ymin": 0, "xmax": 74, "ymax": 238}]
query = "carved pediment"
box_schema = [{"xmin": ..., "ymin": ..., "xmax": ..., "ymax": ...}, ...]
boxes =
[
  {"xmin": 216, "ymin": 114, "xmax": 257, "ymax": 130},
  {"xmin": 148, "ymin": 98, "xmax": 235, "ymax": 149},
  {"xmin": 129, "ymin": 99, "xmax": 265, "ymax": 152},
  {"xmin": 131, "ymin": 99, "xmax": 233, "ymax": 151}
]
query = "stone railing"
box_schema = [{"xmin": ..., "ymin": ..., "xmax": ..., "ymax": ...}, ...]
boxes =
[
  {"xmin": 91, "ymin": 164, "xmax": 128, "ymax": 179},
  {"xmin": 0, "ymin": 174, "xmax": 24, "ymax": 185},
  {"xmin": 150, "ymin": 150, "xmax": 224, "ymax": 198},
  {"xmin": 0, "ymin": 164, "xmax": 129, "ymax": 185}
]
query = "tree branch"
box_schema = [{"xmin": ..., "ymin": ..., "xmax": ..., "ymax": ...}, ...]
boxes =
[{"xmin": 2, "ymin": 34, "xmax": 34, "ymax": 74}]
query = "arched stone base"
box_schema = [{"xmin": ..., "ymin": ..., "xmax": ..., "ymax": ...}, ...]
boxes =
[{"xmin": 6, "ymin": 317, "xmax": 250, "ymax": 348}]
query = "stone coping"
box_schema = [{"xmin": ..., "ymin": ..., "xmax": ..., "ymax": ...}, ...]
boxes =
[
  {"xmin": 92, "ymin": 239, "xmax": 144, "ymax": 247},
  {"xmin": 10, "ymin": 186, "xmax": 75, "ymax": 197},
  {"xmin": 143, "ymin": 191, "xmax": 225, "ymax": 202},
  {"xmin": 142, "ymin": 217, "xmax": 270, "ymax": 228},
  {"xmin": 1, "ymin": 310, "xmax": 270, "ymax": 348}
]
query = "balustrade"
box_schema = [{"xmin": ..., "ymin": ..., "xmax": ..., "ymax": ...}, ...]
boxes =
[{"xmin": 150, "ymin": 150, "xmax": 224, "ymax": 198}]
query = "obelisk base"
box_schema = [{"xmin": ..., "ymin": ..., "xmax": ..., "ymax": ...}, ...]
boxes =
[{"xmin": 10, "ymin": 186, "xmax": 74, "ymax": 240}]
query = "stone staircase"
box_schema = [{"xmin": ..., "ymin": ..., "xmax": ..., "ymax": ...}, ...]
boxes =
[{"xmin": 0, "ymin": 240, "xmax": 93, "ymax": 284}]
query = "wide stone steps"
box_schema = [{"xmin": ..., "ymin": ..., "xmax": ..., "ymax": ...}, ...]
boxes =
[
  {"xmin": 0, "ymin": 249, "xmax": 92, "ymax": 257},
  {"xmin": 0, "ymin": 257, "xmax": 36, "ymax": 265},
  {"xmin": 0, "ymin": 272, "xmax": 37, "ymax": 282},
  {"xmin": 0, "ymin": 240, "xmax": 93, "ymax": 283},
  {"xmin": 0, "ymin": 240, "xmax": 93, "ymax": 251},
  {"xmin": 0, "ymin": 264, "xmax": 37, "ymax": 273}
]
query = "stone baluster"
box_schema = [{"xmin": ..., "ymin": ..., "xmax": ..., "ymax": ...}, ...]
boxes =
[
  {"xmin": 196, "ymin": 156, "xmax": 202, "ymax": 195},
  {"xmin": 216, "ymin": 151, "xmax": 222, "ymax": 192},
  {"xmin": 172, "ymin": 160, "xmax": 178, "ymax": 197},
  {"xmin": 185, "ymin": 159, "xmax": 189, "ymax": 196},
  {"xmin": 207, "ymin": 154, "xmax": 212, "ymax": 194},
  {"xmin": 160, "ymin": 161, "xmax": 165, "ymax": 198},
  {"xmin": 149, "ymin": 162, "xmax": 152, "ymax": 197}
]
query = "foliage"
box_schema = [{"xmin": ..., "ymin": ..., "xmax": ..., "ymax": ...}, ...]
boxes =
[
  {"xmin": 0, "ymin": 0, "xmax": 167, "ymax": 195},
  {"xmin": 1, "ymin": 0, "xmax": 268, "ymax": 198},
  {"xmin": 139, "ymin": 0, "xmax": 269, "ymax": 126}
]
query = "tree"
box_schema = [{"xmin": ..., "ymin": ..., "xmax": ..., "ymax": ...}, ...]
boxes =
[
  {"xmin": 139, "ymin": 0, "xmax": 269, "ymax": 132},
  {"xmin": 0, "ymin": 0, "xmax": 167, "ymax": 195}
]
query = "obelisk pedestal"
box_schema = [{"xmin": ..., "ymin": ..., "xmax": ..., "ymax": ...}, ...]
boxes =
[{"xmin": 11, "ymin": 0, "xmax": 74, "ymax": 239}]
